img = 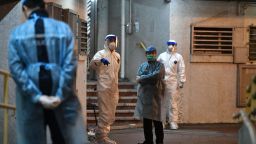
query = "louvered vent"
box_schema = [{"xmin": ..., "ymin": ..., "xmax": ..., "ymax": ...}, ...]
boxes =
[
  {"xmin": 249, "ymin": 26, "xmax": 256, "ymax": 61},
  {"xmin": 192, "ymin": 27, "xmax": 233, "ymax": 55},
  {"xmin": 79, "ymin": 19, "xmax": 87, "ymax": 55}
]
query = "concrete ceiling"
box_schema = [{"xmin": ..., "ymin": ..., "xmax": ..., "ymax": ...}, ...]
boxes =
[{"xmin": 0, "ymin": 0, "xmax": 19, "ymax": 21}]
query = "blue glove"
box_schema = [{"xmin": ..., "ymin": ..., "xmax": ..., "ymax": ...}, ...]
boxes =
[
  {"xmin": 179, "ymin": 82, "xmax": 184, "ymax": 89},
  {"xmin": 100, "ymin": 58, "xmax": 110, "ymax": 66}
]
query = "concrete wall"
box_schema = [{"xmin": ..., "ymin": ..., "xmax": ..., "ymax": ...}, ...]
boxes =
[
  {"xmin": 105, "ymin": 0, "xmax": 170, "ymax": 81},
  {"xmin": 169, "ymin": 0, "xmax": 238, "ymax": 123},
  {"xmin": 0, "ymin": 2, "xmax": 23, "ymax": 143},
  {"xmin": 125, "ymin": 1, "xmax": 170, "ymax": 81},
  {"xmin": 97, "ymin": 0, "xmax": 169, "ymax": 81},
  {"xmin": 97, "ymin": 0, "xmax": 109, "ymax": 51},
  {"xmin": 103, "ymin": 0, "xmax": 256, "ymax": 123},
  {"xmin": 166, "ymin": 0, "xmax": 256, "ymax": 123}
]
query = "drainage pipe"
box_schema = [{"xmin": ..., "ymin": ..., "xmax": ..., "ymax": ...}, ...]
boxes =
[{"xmin": 121, "ymin": 0, "xmax": 125, "ymax": 79}]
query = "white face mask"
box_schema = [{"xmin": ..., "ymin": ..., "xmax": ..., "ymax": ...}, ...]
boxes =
[
  {"xmin": 108, "ymin": 42, "xmax": 117, "ymax": 50},
  {"xmin": 168, "ymin": 45, "xmax": 177, "ymax": 52}
]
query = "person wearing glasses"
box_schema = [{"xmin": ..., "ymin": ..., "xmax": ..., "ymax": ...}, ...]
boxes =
[{"xmin": 157, "ymin": 40, "xmax": 186, "ymax": 130}]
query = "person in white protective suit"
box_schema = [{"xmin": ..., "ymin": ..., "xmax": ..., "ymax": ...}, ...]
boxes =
[
  {"xmin": 157, "ymin": 40, "xmax": 186, "ymax": 130},
  {"xmin": 90, "ymin": 34, "xmax": 120, "ymax": 144}
]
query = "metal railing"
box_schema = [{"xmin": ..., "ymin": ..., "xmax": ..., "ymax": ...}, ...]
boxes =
[
  {"xmin": 0, "ymin": 69, "xmax": 15, "ymax": 144},
  {"xmin": 237, "ymin": 110, "xmax": 256, "ymax": 144}
]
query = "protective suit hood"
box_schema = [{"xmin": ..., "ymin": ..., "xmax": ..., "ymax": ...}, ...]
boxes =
[
  {"xmin": 167, "ymin": 40, "xmax": 177, "ymax": 53},
  {"xmin": 104, "ymin": 34, "xmax": 118, "ymax": 51}
]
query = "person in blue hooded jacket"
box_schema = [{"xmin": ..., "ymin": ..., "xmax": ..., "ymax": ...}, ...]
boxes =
[
  {"xmin": 135, "ymin": 46, "xmax": 166, "ymax": 144},
  {"xmin": 8, "ymin": 0, "xmax": 88, "ymax": 143}
]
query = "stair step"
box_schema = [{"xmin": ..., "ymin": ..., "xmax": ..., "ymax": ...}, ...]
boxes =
[
  {"xmin": 87, "ymin": 109, "xmax": 135, "ymax": 113},
  {"xmin": 86, "ymin": 81, "xmax": 138, "ymax": 126},
  {"xmin": 87, "ymin": 89, "xmax": 137, "ymax": 92},
  {"xmin": 87, "ymin": 116, "xmax": 138, "ymax": 121},
  {"xmin": 87, "ymin": 108, "xmax": 136, "ymax": 117},
  {"xmin": 87, "ymin": 96, "xmax": 137, "ymax": 100},
  {"xmin": 87, "ymin": 120, "xmax": 141, "ymax": 125},
  {"xmin": 87, "ymin": 113, "xmax": 135, "ymax": 117},
  {"xmin": 87, "ymin": 103, "xmax": 136, "ymax": 111},
  {"xmin": 87, "ymin": 89, "xmax": 137, "ymax": 96},
  {"xmin": 87, "ymin": 97, "xmax": 137, "ymax": 102},
  {"xmin": 86, "ymin": 103, "xmax": 136, "ymax": 107},
  {"xmin": 87, "ymin": 121, "xmax": 142, "ymax": 127},
  {"xmin": 87, "ymin": 81, "xmax": 136, "ymax": 90},
  {"xmin": 117, "ymin": 103, "xmax": 136, "ymax": 106},
  {"xmin": 87, "ymin": 96, "xmax": 137, "ymax": 104}
]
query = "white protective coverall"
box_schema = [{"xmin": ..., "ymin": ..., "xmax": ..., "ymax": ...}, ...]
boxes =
[
  {"xmin": 90, "ymin": 45, "xmax": 120, "ymax": 139},
  {"xmin": 157, "ymin": 50, "xmax": 186, "ymax": 123}
]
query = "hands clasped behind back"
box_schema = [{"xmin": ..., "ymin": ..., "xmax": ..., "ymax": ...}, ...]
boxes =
[{"xmin": 39, "ymin": 95, "xmax": 61, "ymax": 109}]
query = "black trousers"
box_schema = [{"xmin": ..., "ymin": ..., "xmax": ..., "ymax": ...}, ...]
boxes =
[
  {"xmin": 143, "ymin": 118, "xmax": 164, "ymax": 144},
  {"xmin": 39, "ymin": 67, "xmax": 65, "ymax": 144},
  {"xmin": 43, "ymin": 109, "xmax": 65, "ymax": 144}
]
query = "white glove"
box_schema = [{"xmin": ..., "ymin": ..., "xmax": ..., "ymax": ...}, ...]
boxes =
[
  {"xmin": 39, "ymin": 95, "xmax": 61, "ymax": 109},
  {"xmin": 49, "ymin": 96, "xmax": 61, "ymax": 108},
  {"xmin": 136, "ymin": 76, "xmax": 141, "ymax": 82}
]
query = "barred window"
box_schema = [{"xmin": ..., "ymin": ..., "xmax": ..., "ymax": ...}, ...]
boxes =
[
  {"xmin": 192, "ymin": 27, "xmax": 233, "ymax": 55},
  {"xmin": 249, "ymin": 26, "xmax": 256, "ymax": 60}
]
